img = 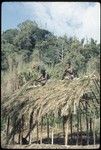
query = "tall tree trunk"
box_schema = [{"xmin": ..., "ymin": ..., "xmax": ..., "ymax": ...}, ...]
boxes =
[
  {"xmin": 6, "ymin": 116, "xmax": 10, "ymax": 144},
  {"xmin": 40, "ymin": 117, "xmax": 43, "ymax": 144}
]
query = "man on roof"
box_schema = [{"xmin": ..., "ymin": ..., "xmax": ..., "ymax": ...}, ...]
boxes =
[
  {"xmin": 34, "ymin": 66, "xmax": 50, "ymax": 87},
  {"xmin": 62, "ymin": 62, "xmax": 78, "ymax": 80}
]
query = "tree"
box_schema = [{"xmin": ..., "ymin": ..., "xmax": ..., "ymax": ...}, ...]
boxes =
[
  {"xmin": 14, "ymin": 20, "xmax": 38, "ymax": 50},
  {"xmin": 2, "ymin": 29, "xmax": 18, "ymax": 44}
]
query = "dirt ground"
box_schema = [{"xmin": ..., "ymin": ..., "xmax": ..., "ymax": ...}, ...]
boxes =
[{"xmin": 2, "ymin": 144, "xmax": 100, "ymax": 149}]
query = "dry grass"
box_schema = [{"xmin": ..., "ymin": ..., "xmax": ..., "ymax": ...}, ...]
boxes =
[{"xmin": 1, "ymin": 72, "xmax": 100, "ymax": 121}]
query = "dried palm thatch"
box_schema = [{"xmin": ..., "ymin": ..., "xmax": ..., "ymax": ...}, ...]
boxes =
[
  {"xmin": 1, "ymin": 72, "xmax": 100, "ymax": 125},
  {"xmin": 1, "ymin": 72, "xmax": 100, "ymax": 145}
]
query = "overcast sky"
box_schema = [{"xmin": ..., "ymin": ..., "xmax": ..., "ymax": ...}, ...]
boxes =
[{"xmin": 2, "ymin": 2, "xmax": 100, "ymax": 42}]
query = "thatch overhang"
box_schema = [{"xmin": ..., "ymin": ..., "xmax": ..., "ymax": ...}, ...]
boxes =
[{"xmin": 1, "ymin": 73, "xmax": 100, "ymax": 124}]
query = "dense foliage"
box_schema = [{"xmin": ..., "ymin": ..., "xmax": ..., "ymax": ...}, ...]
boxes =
[{"xmin": 2, "ymin": 20, "xmax": 100, "ymax": 77}]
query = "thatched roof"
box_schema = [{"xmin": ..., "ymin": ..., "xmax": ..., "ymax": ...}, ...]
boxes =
[{"xmin": 1, "ymin": 72, "xmax": 100, "ymax": 123}]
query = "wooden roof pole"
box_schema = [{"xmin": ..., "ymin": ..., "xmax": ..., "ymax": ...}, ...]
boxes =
[{"xmin": 6, "ymin": 116, "xmax": 10, "ymax": 144}]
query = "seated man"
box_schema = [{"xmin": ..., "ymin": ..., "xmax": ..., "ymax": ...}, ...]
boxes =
[
  {"xmin": 35, "ymin": 68, "xmax": 50, "ymax": 86},
  {"xmin": 62, "ymin": 62, "xmax": 77, "ymax": 80}
]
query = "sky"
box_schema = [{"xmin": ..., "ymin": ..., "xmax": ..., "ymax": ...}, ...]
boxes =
[{"xmin": 2, "ymin": 2, "xmax": 100, "ymax": 43}]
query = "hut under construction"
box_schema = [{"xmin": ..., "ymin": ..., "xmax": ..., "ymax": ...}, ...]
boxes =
[{"xmin": 1, "ymin": 72, "xmax": 100, "ymax": 147}]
